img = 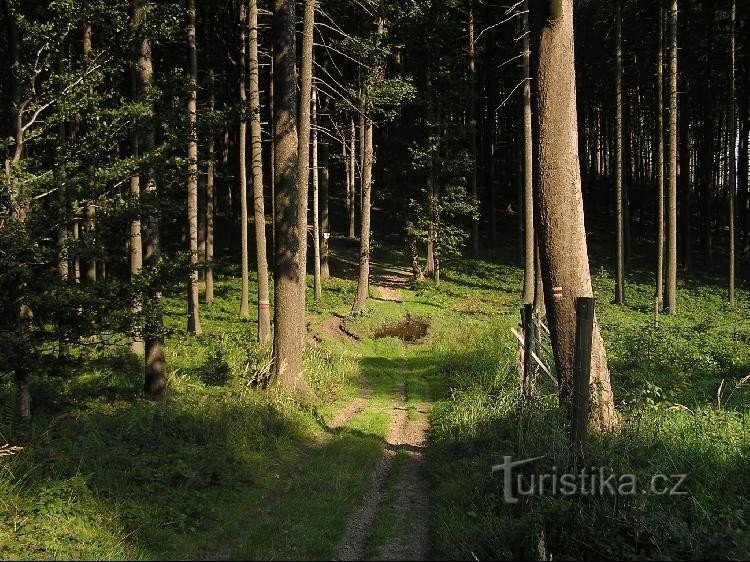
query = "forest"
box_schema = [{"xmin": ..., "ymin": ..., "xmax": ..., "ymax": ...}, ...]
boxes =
[{"xmin": 1, "ymin": 0, "xmax": 749, "ymax": 560}]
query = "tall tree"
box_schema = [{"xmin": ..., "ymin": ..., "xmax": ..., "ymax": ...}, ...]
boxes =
[
  {"xmin": 728, "ymin": 0, "xmax": 736, "ymax": 305},
  {"xmin": 521, "ymin": 0, "xmax": 534, "ymax": 305},
  {"xmin": 238, "ymin": 1, "xmax": 250, "ymax": 318},
  {"xmin": 186, "ymin": 0, "xmax": 202, "ymax": 335},
  {"xmin": 353, "ymin": 16, "xmax": 384, "ymax": 312},
  {"xmin": 272, "ymin": 0, "xmax": 308, "ymax": 392},
  {"xmin": 204, "ymin": 69, "xmax": 216, "ymax": 304},
  {"xmin": 614, "ymin": 0, "xmax": 625, "ymax": 305},
  {"xmin": 655, "ymin": 0, "xmax": 665, "ymax": 315},
  {"xmin": 248, "ymin": 0, "xmax": 271, "ymax": 342},
  {"xmin": 312, "ymin": 85, "xmax": 322, "ymax": 301},
  {"xmin": 665, "ymin": 0, "xmax": 678, "ymax": 314},
  {"xmin": 137, "ymin": 0, "xmax": 167, "ymax": 399},
  {"xmin": 468, "ymin": 0, "xmax": 479, "ymax": 256},
  {"xmin": 529, "ymin": 0, "xmax": 617, "ymax": 431}
]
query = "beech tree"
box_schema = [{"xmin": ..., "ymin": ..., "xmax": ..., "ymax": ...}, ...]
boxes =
[{"xmin": 530, "ymin": 0, "xmax": 617, "ymax": 430}]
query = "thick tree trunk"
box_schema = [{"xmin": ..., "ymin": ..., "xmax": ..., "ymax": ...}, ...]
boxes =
[
  {"xmin": 614, "ymin": 0, "xmax": 625, "ymax": 305},
  {"xmin": 136, "ymin": 0, "xmax": 167, "ymax": 399},
  {"xmin": 521, "ymin": 0, "xmax": 534, "ymax": 304},
  {"xmin": 665, "ymin": 0, "xmax": 678, "ymax": 315},
  {"xmin": 530, "ymin": 0, "xmax": 617, "ymax": 431},
  {"xmin": 186, "ymin": 0, "xmax": 202, "ymax": 335},
  {"xmin": 272, "ymin": 0, "xmax": 308, "ymax": 392},
  {"xmin": 239, "ymin": 1, "xmax": 250, "ymax": 318},
  {"xmin": 248, "ymin": 0, "xmax": 271, "ymax": 343}
]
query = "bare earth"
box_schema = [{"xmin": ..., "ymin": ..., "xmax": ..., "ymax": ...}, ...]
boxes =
[{"xmin": 336, "ymin": 384, "xmax": 431, "ymax": 561}]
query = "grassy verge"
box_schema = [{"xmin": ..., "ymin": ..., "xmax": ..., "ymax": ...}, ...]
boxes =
[{"xmin": 428, "ymin": 252, "xmax": 750, "ymax": 560}]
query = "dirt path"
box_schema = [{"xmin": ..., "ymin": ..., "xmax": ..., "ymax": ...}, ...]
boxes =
[
  {"xmin": 336, "ymin": 376, "xmax": 431, "ymax": 560},
  {"xmin": 328, "ymin": 238, "xmax": 412, "ymax": 302}
]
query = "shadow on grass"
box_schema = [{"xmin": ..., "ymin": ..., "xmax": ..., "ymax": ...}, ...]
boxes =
[{"xmin": 1, "ymin": 368, "xmax": 393, "ymax": 560}]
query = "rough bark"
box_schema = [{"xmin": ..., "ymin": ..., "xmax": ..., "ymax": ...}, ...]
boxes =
[
  {"xmin": 186, "ymin": 0, "xmax": 202, "ymax": 335},
  {"xmin": 530, "ymin": 0, "xmax": 617, "ymax": 431},
  {"xmin": 353, "ymin": 115, "xmax": 373, "ymax": 312},
  {"xmin": 521, "ymin": 0, "xmax": 534, "ymax": 304},
  {"xmin": 729, "ymin": 0, "xmax": 736, "ymax": 305},
  {"xmin": 348, "ymin": 117, "xmax": 357, "ymax": 239},
  {"xmin": 239, "ymin": 1, "xmax": 250, "ymax": 318},
  {"xmin": 469, "ymin": 0, "xmax": 479, "ymax": 256},
  {"xmin": 614, "ymin": 0, "xmax": 625, "ymax": 305},
  {"xmin": 655, "ymin": 0, "xmax": 665, "ymax": 313},
  {"xmin": 205, "ymin": 70, "xmax": 216, "ymax": 303},
  {"xmin": 130, "ymin": 47, "xmax": 144, "ymax": 356},
  {"xmin": 136, "ymin": 0, "xmax": 167, "ymax": 399},
  {"xmin": 665, "ymin": 0, "xmax": 678, "ymax": 315},
  {"xmin": 272, "ymin": 0, "xmax": 308, "ymax": 392},
  {"xmin": 248, "ymin": 0, "xmax": 271, "ymax": 342},
  {"xmin": 312, "ymin": 85, "xmax": 322, "ymax": 301}
]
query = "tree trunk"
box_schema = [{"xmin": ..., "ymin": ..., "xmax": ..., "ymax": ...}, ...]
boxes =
[
  {"xmin": 521, "ymin": 0, "xmax": 534, "ymax": 304},
  {"xmin": 205, "ymin": 70, "xmax": 216, "ymax": 303},
  {"xmin": 312, "ymin": 85, "xmax": 322, "ymax": 301},
  {"xmin": 319, "ymin": 95, "xmax": 330, "ymax": 278},
  {"xmin": 353, "ymin": 115, "xmax": 373, "ymax": 311},
  {"xmin": 655, "ymin": 0, "xmax": 665, "ymax": 314},
  {"xmin": 83, "ymin": 20, "xmax": 97, "ymax": 284},
  {"xmin": 665, "ymin": 0, "xmax": 678, "ymax": 315},
  {"xmin": 272, "ymin": 0, "xmax": 308, "ymax": 392},
  {"xmin": 614, "ymin": 0, "xmax": 625, "ymax": 305},
  {"xmin": 248, "ymin": 0, "xmax": 271, "ymax": 342},
  {"xmin": 530, "ymin": 0, "xmax": 617, "ymax": 431},
  {"xmin": 186, "ymin": 0, "xmax": 202, "ymax": 335},
  {"xmin": 136, "ymin": 0, "xmax": 167, "ymax": 399},
  {"xmin": 469, "ymin": 0, "xmax": 479, "ymax": 256},
  {"xmin": 729, "ymin": 0, "xmax": 736, "ymax": 304},
  {"xmin": 348, "ymin": 117, "xmax": 357, "ymax": 239},
  {"xmin": 239, "ymin": 1, "xmax": 250, "ymax": 318},
  {"xmin": 130, "ymin": 58, "xmax": 144, "ymax": 355}
]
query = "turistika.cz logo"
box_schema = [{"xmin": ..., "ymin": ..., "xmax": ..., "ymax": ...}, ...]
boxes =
[{"xmin": 491, "ymin": 456, "xmax": 688, "ymax": 504}]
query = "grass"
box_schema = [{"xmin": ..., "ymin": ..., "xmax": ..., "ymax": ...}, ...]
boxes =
[{"xmin": 1, "ymin": 236, "xmax": 749, "ymax": 560}]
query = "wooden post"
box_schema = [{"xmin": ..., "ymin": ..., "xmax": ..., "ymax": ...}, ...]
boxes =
[
  {"xmin": 570, "ymin": 297, "xmax": 595, "ymax": 466},
  {"xmin": 522, "ymin": 303, "xmax": 534, "ymax": 399}
]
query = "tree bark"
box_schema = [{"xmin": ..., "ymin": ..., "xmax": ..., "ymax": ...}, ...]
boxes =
[
  {"xmin": 239, "ymin": 1, "xmax": 250, "ymax": 318},
  {"xmin": 614, "ymin": 0, "xmax": 625, "ymax": 305},
  {"xmin": 248, "ymin": 0, "xmax": 271, "ymax": 342},
  {"xmin": 655, "ymin": 0, "xmax": 665, "ymax": 314},
  {"xmin": 665, "ymin": 0, "xmax": 678, "ymax": 315},
  {"xmin": 186, "ymin": 0, "xmax": 202, "ymax": 335},
  {"xmin": 353, "ymin": 115, "xmax": 373, "ymax": 311},
  {"xmin": 136, "ymin": 0, "xmax": 167, "ymax": 399},
  {"xmin": 205, "ymin": 70, "xmax": 216, "ymax": 303},
  {"xmin": 312, "ymin": 85, "xmax": 322, "ymax": 301},
  {"xmin": 272, "ymin": 0, "xmax": 308, "ymax": 392},
  {"xmin": 521, "ymin": 0, "xmax": 534, "ymax": 304},
  {"xmin": 729, "ymin": 0, "xmax": 736, "ymax": 304},
  {"xmin": 348, "ymin": 117, "xmax": 357, "ymax": 239},
  {"xmin": 469, "ymin": 0, "xmax": 479, "ymax": 256},
  {"xmin": 530, "ymin": 0, "xmax": 617, "ymax": 431}
]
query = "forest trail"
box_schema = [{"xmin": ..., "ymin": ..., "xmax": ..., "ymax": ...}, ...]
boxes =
[
  {"xmin": 328, "ymin": 238, "xmax": 412, "ymax": 302},
  {"xmin": 335, "ymin": 356, "xmax": 431, "ymax": 561}
]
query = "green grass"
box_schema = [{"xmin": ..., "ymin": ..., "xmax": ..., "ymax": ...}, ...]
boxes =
[
  {"xmin": 1, "ymin": 239, "xmax": 749, "ymax": 560},
  {"xmin": 428, "ymin": 249, "xmax": 750, "ymax": 560}
]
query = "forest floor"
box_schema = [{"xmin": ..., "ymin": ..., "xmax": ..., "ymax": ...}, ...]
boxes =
[{"xmin": 1, "ymin": 236, "xmax": 750, "ymax": 560}]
